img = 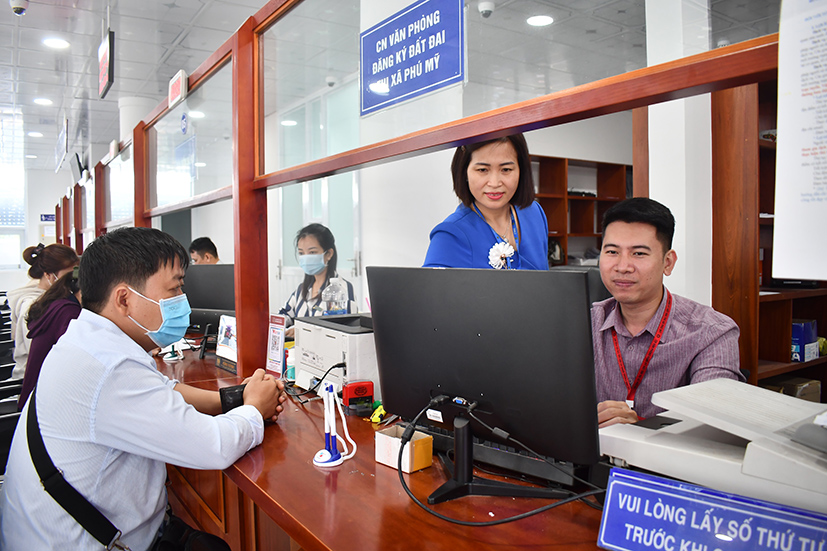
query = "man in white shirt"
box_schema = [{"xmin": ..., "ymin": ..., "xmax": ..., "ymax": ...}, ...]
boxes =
[{"xmin": 1, "ymin": 227, "xmax": 285, "ymax": 550}]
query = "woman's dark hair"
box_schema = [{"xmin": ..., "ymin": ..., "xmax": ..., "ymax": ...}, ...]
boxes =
[
  {"xmin": 79, "ymin": 227, "xmax": 189, "ymax": 314},
  {"xmin": 27, "ymin": 267, "xmax": 81, "ymax": 325},
  {"xmin": 601, "ymin": 197, "xmax": 676, "ymax": 254},
  {"xmin": 451, "ymin": 133, "xmax": 535, "ymax": 209},
  {"xmin": 22, "ymin": 243, "xmax": 79, "ymax": 280},
  {"xmin": 295, "ymin": 223, "xmax": 337, "ymax": 300}
]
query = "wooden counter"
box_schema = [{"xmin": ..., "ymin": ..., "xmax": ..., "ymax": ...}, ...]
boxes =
[{"xmin": 157, "ymin": 352, "xmax": 603, "ymax": 551}]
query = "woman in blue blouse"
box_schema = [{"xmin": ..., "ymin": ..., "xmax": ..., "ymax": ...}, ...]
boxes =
[{"xmin": 424, "ymin": 133, "xmax": 548, "ymax": 270}]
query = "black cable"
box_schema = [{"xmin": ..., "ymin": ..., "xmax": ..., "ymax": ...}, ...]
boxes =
[
  {"xmin": 465, "ymin": 407, "xmax": 605, "ymax": 495},
  {"xmin": 284, "ymin": 362, "xmax": 346, "ymax": 399},
  {"xmin": 396, "ymin": 396, "xmax": 605, "ymax": 526}
]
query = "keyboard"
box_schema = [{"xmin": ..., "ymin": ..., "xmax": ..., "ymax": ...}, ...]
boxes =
[{"xmin": 411, "ymin": 423, "xmax": 578, "ymax": 486}]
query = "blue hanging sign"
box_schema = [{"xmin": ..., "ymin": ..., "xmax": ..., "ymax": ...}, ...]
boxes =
[
  {"xmin": 598, "ymin": 468, "xmax": 827, "ymax": 551},
  {"xmin": 360, "ymin": 0, "xmax": 464, "ymax": 116}
]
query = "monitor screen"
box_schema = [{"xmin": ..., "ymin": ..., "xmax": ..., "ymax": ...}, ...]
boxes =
[
  {"xmin": 367, "ymin": 267, "xmax": 600, "ymax": 469},
  {"xmin": 184, "ymin": 264, "xmax": 235, "ymax": 334}
]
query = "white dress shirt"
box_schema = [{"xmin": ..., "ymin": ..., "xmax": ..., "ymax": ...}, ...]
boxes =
[{"xmin": 1, "ymin": 309, "xmax": 264, "ymax": 551}]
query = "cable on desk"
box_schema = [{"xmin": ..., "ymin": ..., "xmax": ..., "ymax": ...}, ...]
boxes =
[
  {"xmin": 396, "ymin": 398, "xmax": 605, "ymax": 526},
  {"xmin": 284, "ymin": 362, "xmax": 346, "ymax": 400}
]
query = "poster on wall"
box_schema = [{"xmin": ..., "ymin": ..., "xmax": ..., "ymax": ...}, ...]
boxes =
[
  {"xmin": 773, "ymin": 0, "xmax": 827, "ymax": 280},
  {"xmin": 360, "ymin": 0, "xmax": 464, "ymax": 116}
]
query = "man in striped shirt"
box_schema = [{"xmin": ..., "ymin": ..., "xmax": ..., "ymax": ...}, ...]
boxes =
[{"xmin": 591, "ymin": 198, "xmax": 744, "ymax": 428}]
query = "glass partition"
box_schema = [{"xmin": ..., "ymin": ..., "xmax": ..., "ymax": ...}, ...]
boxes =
[
  {"xmin": 260, "ymin": 0, "xmax": 779, "ymax": 176},
  {"xmin": 148, "ymin": 61, "xmax": 233, "ymax": 208},
  {"xmin": 106, "ymin": 146, "xmax": 134, "ymax": 225}
]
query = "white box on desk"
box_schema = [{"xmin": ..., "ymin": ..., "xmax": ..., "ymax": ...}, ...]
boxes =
[{"xmin": 375, "ymin": 426, "xmax": 433, "ymax": 473}]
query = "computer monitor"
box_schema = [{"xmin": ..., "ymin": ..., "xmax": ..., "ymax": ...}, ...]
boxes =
[
  {"xmin": 549, "ymin": 265, "xmax": 612, "ymax": 304},
  {"xmin": 183, "ymin": 264, "xmax": 235, "ymax": 334},
  {"xmin": 367, "ymin": 266, "xmax": 600, "ymax": 503}
]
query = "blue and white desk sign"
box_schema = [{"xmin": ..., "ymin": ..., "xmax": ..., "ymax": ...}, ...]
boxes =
[
  {"xmin": 598, "ymin": 468, "xmax": 827, "ymax": 551},
  {"xmin": 360, "ymin": 0, "xmax": 464, "ymax": 116}
]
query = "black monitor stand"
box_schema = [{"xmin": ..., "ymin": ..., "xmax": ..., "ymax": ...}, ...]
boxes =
[
  {"xmin": 199, "ymin": 323, "xmax": 215, "ymax": 359},
  {"xmin": 427, "ymin": 417, "xmax": 569, "ymax": 504}
]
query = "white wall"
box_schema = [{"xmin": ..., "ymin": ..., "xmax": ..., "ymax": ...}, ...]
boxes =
[
  {"xmin": 0, "ymin": 168, "xmax": 75, "ymax": 292},
  {"xmin": 646, "ymin": 0, "xmax": 713, "ymax": 305},
  {"xmin": 191, "ymin": 199, "xmax": 235, "ymax": 264}
]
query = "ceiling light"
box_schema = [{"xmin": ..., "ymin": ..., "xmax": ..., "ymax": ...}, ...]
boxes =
[
  {"xmin": 43, "ymin": 38, "xmax": 70, "ymax": 49},
  {"xmin": 527, "ymin": 15, "xmax": 554, "ymax": 27},
  {"xmin": 26, "ymin": 154, "xmax": 37, "ymax": 159},
  {"xmin": 34, "ymin": 98, "xmax": 53, "ymax": 106},
  {"xmin": 28, "ymin": 131, "xmax": 43, "ymax": 137},
  {"xmin": 194, "ymin": 162, "xmax": 206, "ymax": 167},
  {"xmin": 281, "ymin": 120, "xmax": 298, "ymax": 127},
  {"xmin": 188, "ymin": 111, "xmax": 205, "ymax": 119}
]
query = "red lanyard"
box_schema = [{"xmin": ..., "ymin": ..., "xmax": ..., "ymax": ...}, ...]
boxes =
[{"xmin": 611, "ymin": 290, "xmax": 672, "ymax": 409}]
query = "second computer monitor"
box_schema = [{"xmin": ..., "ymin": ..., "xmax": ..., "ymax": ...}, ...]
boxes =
[{"xmin": 184, "ymin": 264, "xmax": 235, "ymax": 334}]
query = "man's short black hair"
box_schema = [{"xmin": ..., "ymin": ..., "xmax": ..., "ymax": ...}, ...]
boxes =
[
  {"xmin": 189, "ymin": 237, "xmax": 218, "ymax": 258},
  {"xmin": 602, "ymin": 197, "xmax": 675, "ymax": 254},
  {"xmin": 80, "ymin": 227, "xmax": 189, "ymax": 313}
]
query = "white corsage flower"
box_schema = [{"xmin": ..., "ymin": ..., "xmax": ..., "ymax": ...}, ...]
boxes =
[{"xmin": 488, "ymin": 241, "xmax": 515, "ymax": 269}]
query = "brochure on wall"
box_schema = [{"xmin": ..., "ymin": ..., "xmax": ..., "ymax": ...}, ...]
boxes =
[
  {"xmin": 215, "ymin": 314, "xmax": 237, "ymax": 373},
  {"xmin": 773, "ymin": 0, "xmax": 827, "ymax": 280},
  {"xmin": 266, "ymin": 314, "xmax": 286, "ymax": 377}
]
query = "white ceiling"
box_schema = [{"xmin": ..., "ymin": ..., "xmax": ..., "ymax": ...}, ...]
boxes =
[{"xmin": 1, "ymin": 0, "xmax": 779, "ymax": 173}]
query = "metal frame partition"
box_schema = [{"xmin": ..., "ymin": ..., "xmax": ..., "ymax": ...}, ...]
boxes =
[{"xmin": 118, "ymin": 0, "xmax": 779, "ymax": 378}]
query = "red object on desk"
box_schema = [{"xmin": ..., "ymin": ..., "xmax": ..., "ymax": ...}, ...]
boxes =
[{"xmin": 342, "ymin": 380, "xmax": 373, "ymax": 406}]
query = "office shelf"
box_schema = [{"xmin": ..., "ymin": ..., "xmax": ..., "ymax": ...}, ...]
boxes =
[
  {"xmin": 713, "ymin": 81, "xmax": 826, "ymax": 394},
  {"xmin": 531, "ymin": 155, "xmax": 629, "ymax": 265}
]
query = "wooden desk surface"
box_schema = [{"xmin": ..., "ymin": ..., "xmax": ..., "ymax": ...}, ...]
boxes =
[{"xmin": 157, "ymin": 353, "xmax": 603, "ymax": 551}]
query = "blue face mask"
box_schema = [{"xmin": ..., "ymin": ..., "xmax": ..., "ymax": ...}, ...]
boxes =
[
  {"xmin": 299, "ymin": 253, "xmax": 326, "ymax": 276},
  {"xmin": 128, "ymin": 287, "xmax": 192, "ymax": 348}
]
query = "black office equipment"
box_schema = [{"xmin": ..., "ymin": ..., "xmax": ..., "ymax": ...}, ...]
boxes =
[
  {"xmin": 183, "ymin": 264, "xmax": 235, "ymax": 335},
  {"xmin": 367, "ymin": 267, "xmax": 600, "ymax": 503}
]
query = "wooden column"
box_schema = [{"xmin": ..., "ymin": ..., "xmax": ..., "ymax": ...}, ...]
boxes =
[
  {"xmin": 234, "ymin": 18, "xmax": 269, "ymax": 378},
  {"xmin": 711, "ymin": 84, "xmax": 760, "ymax": 382},
  {"xmin": 632, "ymin": 106, "xmax": 648, "ymax": 197},
  {"xmin": 73, "ymin": 183, "xmax": 84, "ymax": 253},
  {"xmin": 54, "ymin": 204, "xmax": 62, "ymax": 244},
  {"xmin": 94, "ymin": 161, "xmax": 106, "ymax": 237},
  {"xmin": 133, "ymin": 121, "xmax": 151, "ymax": 227},
  {"xmin": 61, "ymin": 196, "xmax": 71, "ymax": 245}
]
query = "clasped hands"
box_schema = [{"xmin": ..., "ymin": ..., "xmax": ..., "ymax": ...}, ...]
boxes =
[{"xmin": 242, "ymin": 369, "xmax": 288, "ymax": 422}]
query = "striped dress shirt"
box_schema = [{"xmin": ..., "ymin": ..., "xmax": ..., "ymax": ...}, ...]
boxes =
[{"xmin": 591, "ymin": 288, "xmax": 743, "ymax": 419}]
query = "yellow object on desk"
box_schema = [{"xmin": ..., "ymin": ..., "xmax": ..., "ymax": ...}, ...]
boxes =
[{"xmin": 370, "ymin": 405, "xmax": 386, "ymax": 423}]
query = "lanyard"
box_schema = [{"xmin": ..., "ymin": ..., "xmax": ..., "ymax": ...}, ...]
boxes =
[
  {"xmin": 473, "ymin": 204, "xmax": 521, "ymax": 268},
  {"xmin": 611, "ymin": 289, "xmax": 672, "ymax": 411}
]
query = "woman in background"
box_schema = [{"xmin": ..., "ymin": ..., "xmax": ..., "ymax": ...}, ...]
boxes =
[
  {"xmin": 7, "ymin": 243, "xmax": 79, "ymax": 379},
  {"xmin": 18, "ymin": 267, "xmax": 82, "ymax": 409},
  {"xmin": 423, "ymin": 133, "xmax": 548, "ymax": 270},
  {"xmin": 279, "ymin": 224, "xmax": 357, "ymax": 339}
]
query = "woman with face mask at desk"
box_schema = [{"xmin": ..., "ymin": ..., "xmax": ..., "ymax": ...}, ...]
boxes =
[
  {"xmin": 279, "ymin": 224, "xmax": 357, "ymax": 339},
  {"xmin": 423, "ymin": 133, "xmax": 548, "ymax": 270}
]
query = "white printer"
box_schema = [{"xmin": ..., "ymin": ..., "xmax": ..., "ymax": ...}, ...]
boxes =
[
  {"xmin": 293, "ymin": 314, "xmax": 380, "ymax": 400},
  {"xmin": 599, "ymin": 378, "xmax": 827, "ymax": 513}
]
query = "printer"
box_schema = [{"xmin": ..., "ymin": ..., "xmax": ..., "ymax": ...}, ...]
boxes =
[
  {"xmin": 293, "ymin": 314, "xmax": 381, "ymax": 400},
  {"xmin": 599, "ymin": 378, "xmax": 827, "ymax": 513}
]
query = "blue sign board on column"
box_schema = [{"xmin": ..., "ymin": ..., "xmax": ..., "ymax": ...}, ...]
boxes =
[{"xmin": 360, "ymin": 0, "xmax": 464, "ymax": 116}]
